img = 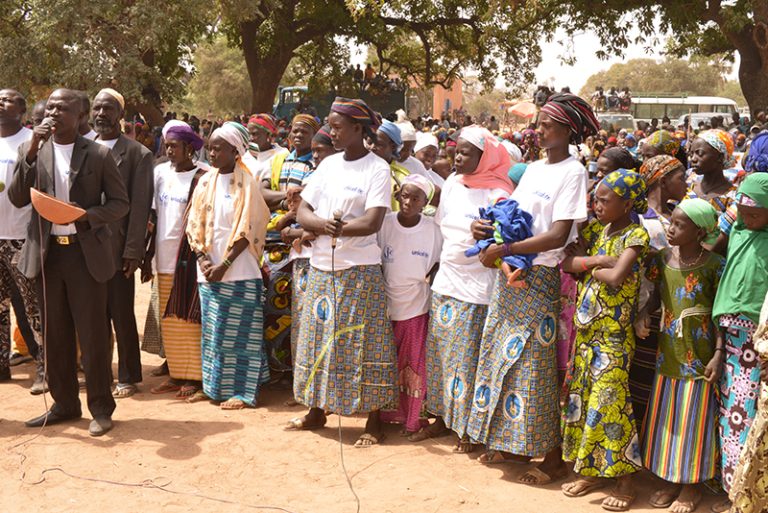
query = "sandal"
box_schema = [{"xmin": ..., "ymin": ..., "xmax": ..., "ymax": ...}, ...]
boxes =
[
  {"xmin": 562, "ymin": 478, "xmax": 606, "ymax": 498},
  {"xmin": 602, "ymin": 489, "xmax": 636, "ymax": 512},
  {"xmin": 175, "ymin": 383, "xmax": 201, "ymax": 399},
  {"xmin": 185, "ymin": 390, "xmax": 209, "ymax": 403},
  {"xmin": 709, "ymin": 498, "xmax": 731, "ymax": 513},
  {"xmin": 284, "ymin": 415, "xmax": 327, "ymax": 431},
  {"xmin": 518, "ymin": 465, "xmax": 569, "ymax": 486},
  {"xmin": 220, "ymin": 398, "xmax": 249, "ymax": 410},
  {"xmin": 150, "ymin": 379, "xmax": 181, "ymax": 394},
  {"xmin": 112, "ymin": 383, "xmax": 138, "ymax": 398},
  {"xmin": 452, "ymin": 436, "xmax": 477, "ymax": 454},
  {"xmin": 408, "ymin": 423, "xmax": 450, "ymax": 442},
  {"xmin": 354, "ymin": 432, "xmax": 385, "ymax": 448},
  {"xmin": 649, "ymin": 488, "xmax": 680, "ymax": 509},
  {"xmin": 478, "ymin": 450, "xmax": 531, "ymax": 465},
  {"xmin": 670, "ymin": 491, "xmax": 701, "ymax": 513}
]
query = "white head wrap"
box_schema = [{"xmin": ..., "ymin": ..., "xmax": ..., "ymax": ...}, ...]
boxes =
[
  {"xmin": 211, "ymin": 121, "xmax": 249, "ymax": 157},
  {"xmin": 396, "ymin": 121, "xmax": 417, "ymax": 142},
  {"xmin": 414, "ymin": 132, "xmax": 439, "ymax": 153},
  {"xmin": 97, "ymin": 88, "xmax": 125, "ymax": 110},
  {"xmin": 458, "ymin": 125, "xmax": 488, "ymax": 151},
  {"xmin": 500, "ymin": 140, "xmax": 522, "ymax": 163}
]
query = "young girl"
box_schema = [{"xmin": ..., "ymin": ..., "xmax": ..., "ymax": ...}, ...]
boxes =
[
  {"xmin": 378, "ymin": 175, "xmax": 442, "ymax": 435},
  {"xmin": 561, "ymin": 169, "xmax": 650, "ymax": 512},
  {"xmin": 711, "ymin": 173, "xmax": 768, "ymax": 511},
  {"xmin": 641, "ymin": 199, "xmax": 725, "ymax": 513}
]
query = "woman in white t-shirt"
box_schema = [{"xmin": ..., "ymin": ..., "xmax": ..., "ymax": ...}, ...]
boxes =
[
  {"xmin": 186, "ymin": 122, "xmax": 270, "ymax": 410},
  {"xmin": 378, "ymin": 175, "xmax": 442, "ymax": 435},
  {"xmin": 147, "ymin": 123, "xmax": 209, "ymax": 399},
  {"xmin": 410, "ymin": 125, "xmax": 512, "ymax": 450},
  {"xmin": 465, "ymin": 95, "xmax": 599, "ymax": 494},
  {"xmin": 288, "ymin": 97, "xmax": 398, "ymax": 448}
]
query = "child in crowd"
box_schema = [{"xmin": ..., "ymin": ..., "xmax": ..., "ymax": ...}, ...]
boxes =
[
  {"xmin": 561, "ymin": 169, "xmax": 650, "ymax": 512},
  {"xmin": 711, "ymin": 173, "xmax": 768, "ymax": 511},
  {"xmin": 379, "ymin": 175, "xmax": 442, "ymax": 435},
  {"xmin": 641, "ymin": 199, "xmax": 725, "ymax": 513}
]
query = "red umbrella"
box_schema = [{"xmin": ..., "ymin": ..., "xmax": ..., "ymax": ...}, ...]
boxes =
[{"xmin": 507, "ymin": 101, "xmax": 537, "ymax": 119}]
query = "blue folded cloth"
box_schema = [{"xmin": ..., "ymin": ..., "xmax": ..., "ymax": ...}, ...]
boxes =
[{"xmin": 465, "ymin": 198, "xmax": 537, "ymax": 270}]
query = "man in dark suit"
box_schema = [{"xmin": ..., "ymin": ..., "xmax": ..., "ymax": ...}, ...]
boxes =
[
  {"xmin": 91, "ymin": 89, "xmax": 153, "ymax": 399},
  {"xmin": 9, "ymin": 88, "xmax": 129, "ymax": 436}
]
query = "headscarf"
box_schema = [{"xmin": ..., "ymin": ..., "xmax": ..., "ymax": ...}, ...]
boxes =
[
  {"xmin": 402, "ymin": 174, "xmax": 435, "ymax": 203},
  {"xmin": 600, "ymin": 168, "xmax": 648, "ymax": 214},
  {"xmin": 539, "ymin": 93, "xmax": 600, "ymax": 144},
  {"xmin": 600, "ymin": 147, "xmax": 637, "ymax": 170},
  {"xmin": 507, "ymin": 163, "xmax": 528, "ymax": 185},
  {"xmin": 639, "ymin": 155, "xmax": 684, "ymax": 187},
  {"xmin": 97, "ymin": 88, "xmax": 125, "ymax": 110},
  {"xmin": 330, "ymin": 97, "xmax": 379, "ymax": 132},
  {"xmin": 698, "ymin": 129, "xmax": 735, "ymax": 168},
  {"xmin": 744, "ymin": 132, "xmax": 768, "ymax": 174},
  {"xmin": 713, "ymin": 173, "xmax": 768, "ymax": 323},
  {"xmin": 378, "ymin": 120, "xmax": 403, "ymax": 154},
  {"xmin": 395, "ymin": 121, "xmax": 417, "ymax": 142},
  {"xmin": 676, "ymin": 198, "xmax": 719, "ymax": 245},
  {"xmin": 162, "ymin": 120, "xmax": 187, "ymax": 139},
  {"xmin": 186, "ymin": 160, "xmax": 270, "ymax": 265},
  {"xmin": 457, "ymin": 125, "xmax": 513, "ymax": 194},
  {"xmin": 211, "ymin": 121, "xmax": 249, "ymax": 157},
  {"xmin": 292, "ymin": 113, "xmax": 320, "ymax": 133},
  {"xmin": 165, "ymin": 124, "xmax": 204, "ymax": 151},
  {"xmin": 645, "ymin": 129, "xmax": 680, "ymax": 156},
  {"xmin": 312, "ymin": 124, "xmax": 333, "ymax": 147},
  {"xmin": 248, "ymin": 113, "xmax": 277, "ymax": 136},
  {"xmin": 500, "ymin": 140, "xmax": 522, "ymax": 163},
  {"xmin": 414, "ymin": 132, "xmax": 438, "ymax": 153}
]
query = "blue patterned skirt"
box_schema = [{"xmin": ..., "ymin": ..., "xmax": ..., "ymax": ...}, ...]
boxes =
[
  {"xmin": 293, "ymin": 265, "xmax": 397, "ymax": 415},
  {"xmin": 199, "ymin": 279, "xmax": 269, "ymax": 406},
  {"xmin": 290, "ymin": 258, "xmax": 310, "ymax": 367},
  {"xmin": 425, "ymin": 293, "xmax": 489, "ymax": 438},
  {"xmin": 466, "ymin": 266, "xmax": 561, "ymax": 456}
]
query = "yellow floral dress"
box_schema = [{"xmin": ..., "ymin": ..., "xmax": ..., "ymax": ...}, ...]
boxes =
[{"xmin": 562, "ymin": 220, "xmax": 649, "ymax": 478}]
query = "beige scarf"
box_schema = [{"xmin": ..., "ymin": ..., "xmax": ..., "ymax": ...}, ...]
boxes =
[{"xmin": 186, "ymin": 159, "xmax": 269, "ymax": 262}]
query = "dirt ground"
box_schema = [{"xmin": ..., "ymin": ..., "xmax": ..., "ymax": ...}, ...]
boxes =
[{"xmin": 0, "ymin": 280, "xmax": 723, "ymax": 513}]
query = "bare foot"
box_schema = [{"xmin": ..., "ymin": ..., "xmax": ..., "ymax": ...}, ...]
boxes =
[
  {"xmin": 220, "ymin": 398, "xmax": 249, "ymax": 410},
  {"xmin": 452, "ymin": 435, "xmax": 477, "ymax": 454},
  {"xmin": 519, "ymin": 449, "xmax": 568, "ymax": 485},
  {"xmin": 709, "ymin": 497, "xmax": 731, "ymax": 512},
  {"xmin": 562, "ymin": 476, "xmax": 604, "ymax": 497},
  {"xmin": 478, "ymin": 450, "xmax": 531, "ymax": 465}
]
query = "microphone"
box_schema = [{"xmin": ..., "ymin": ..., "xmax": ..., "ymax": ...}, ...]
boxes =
[
  {"xmin": 331, "ymin": 210, "xmax": 343, "ymax": 249},
  {"xmin": 37, "ymin": 117, "xmax": 55, "ymax": 149}
]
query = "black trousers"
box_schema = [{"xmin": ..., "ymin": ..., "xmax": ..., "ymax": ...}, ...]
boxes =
[
  {"xmin": 107, "ymin": 270, "xmax": 142, "ymax": 384},
  {"xmin": 39, "ymin": 242, "xmax": 115, "ymax": 418}
]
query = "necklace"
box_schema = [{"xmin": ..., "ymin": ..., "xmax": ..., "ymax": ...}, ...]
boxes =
[{"xmin": 678, "ymin": 245, "xmax": 705, "ymax": 267}]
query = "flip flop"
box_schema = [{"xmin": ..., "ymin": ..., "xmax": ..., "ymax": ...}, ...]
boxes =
[
  {"xmin": 478, "ymin": 450, "xmax": 531, "ymax": 465},
  {"xmin": 518, "ymin": 466, "xmax": 569, "ymax": 486},
  {"xmin": 185, "ymin": 390, "xmax": 209, "ymax": 403},
  {"xmin": 112, "ymin": 383, "xmax": 138, "ymax": 398},
  {"xmin": 602, "ymin": 489, "xmax": 637, "ymax": 512},
  {"xmin": 284, "ymin": 416, "xmax": 327, "ymax": 431},
  {"xmin": 220, "ymin": 398, "xmax": 249, "ymax": 410},
  {"xmin": 354, "ymin": 432, "xmax": 385, "ymax": 448},
  {"xmin": 150, "ymin": 379, "xmax": 181, "ymax": 394},
  {"xmin": 175, "ymin": 383, "xmax": 201, "ymax": 399},
  {"xmin": 649, "ymin": 489, "xmax": 680, "ymax": 508},
  {"xmin": 562, "ymin": 478, "xmax": 606, "ymax": 498},
  {"xmin": 452, "ymin": 437, "xmax": 477, "ymax": 454}
]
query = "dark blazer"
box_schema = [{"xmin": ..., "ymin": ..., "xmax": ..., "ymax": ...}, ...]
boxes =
[
  {"xmin": 8, "ymin": 135, "xmax": 130, "ymax": 283},
  {"xmin": 107, "ymin": 135, "xmax": 154, "ymax": 268}
]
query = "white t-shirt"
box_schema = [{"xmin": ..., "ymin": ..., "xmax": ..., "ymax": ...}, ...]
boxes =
[
  {"xmin": 400, "ymin": 155, "xmax": 430, "ymax": 179},
  {"xmin": 93, "ymin": 137, "xmax": 118, "ymax": 150},
  {"xmin": 196, "ymin": 173, "xmax": 262, "ymax": 283},
  {"xmin": 51, "ymin": 142, "xmax": 76, "ymax": 236},
  {"xmin": 0, "ymin": 127, "xmax": 32, "ymax": 239},
  {"xmin": 83, "ymin": 129, "xmax": 98, "ymax": 141},
  {"xmin": 427, "ymin": 169, "xmax": 446, "ymax": 188},
  {"xmin": 431, "ymin": 174, "xmax": 506, "ymax": 305},
  {"xmin": 511, "ymin": 156, "xmax": 588, "ymax": 267},
  {"xmin": 378, "ymin": 213, "xmax": 442, "ymax": 321},
  {"xmin": 153, "ymin": 162, "xmax": 198, "ymax": 274},
  {"xmin": 301, "ymin": 151, "xmax": 391, "ymax": 271},
  {"xmin": 248, "ymin": 145, "xmax": 289, "ymax": 182}
]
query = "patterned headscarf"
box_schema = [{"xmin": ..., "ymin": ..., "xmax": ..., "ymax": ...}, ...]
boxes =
[
  {"xmin": 698, "ymin": 129, "xmax": 735, "ymax": 168},
  {"xmin": 744, "ymin": 132, "xmax": 768, "ymax": 174},
  {"xmin": 292, "ymin": 113, "xmax": 320, "ymax": 133},
  {"xmin": 312, "ymin": 124, "xmax": 333, "ymax": 147},
  {"xmin": 330, "ymin": 97, "xmax": 379, "ymax": 128},
  {"xmin": 645, "ymin": 130, "xmax": 680, "ymax": 156},
  {"xmin": 211, "ymin": 121, "xmax": 249, "ymax": 157},
  {"xmin": 539, "ymin": 93, "xmax": 600, "ymax": 144},
  {"xmin": 600, "ymin": 168, "xmax": 648, "ymax": 214},
  {"xmin": 248, "ymin": 113, "xmax": 278, "ymax": 136},
  {"xmin": 639, "ymin": 155, "xmax": 684, "ymax": 188}
]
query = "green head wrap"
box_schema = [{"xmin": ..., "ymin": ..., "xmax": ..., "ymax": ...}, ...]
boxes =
[
  {"xmin": 737, "ymin": 173, "xmax": 768, "ymax": 211},
  {"xmin": 677, "ymin": 199, "xmax": 719, "ymax": 245}
]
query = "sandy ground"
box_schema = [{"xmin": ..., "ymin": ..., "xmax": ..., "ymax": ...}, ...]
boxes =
[{"xmin": 0, "ymin": 279, "xmax": 723, "ymax": 513}]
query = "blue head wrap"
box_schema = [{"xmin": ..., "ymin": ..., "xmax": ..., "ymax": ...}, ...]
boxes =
[
  {"xmin": 744, "ymin": 132, "xmax": 768, "ymax": 174},
  {"xmin": 378, "ymin": 120, "xmax": 403, "ymax": 155}
]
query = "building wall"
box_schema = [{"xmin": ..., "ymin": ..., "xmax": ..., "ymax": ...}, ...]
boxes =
[{"xmin": 432, "ymin": 81, "xmax": 463, "ymax": 119}]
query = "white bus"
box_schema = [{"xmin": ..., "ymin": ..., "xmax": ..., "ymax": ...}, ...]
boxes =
[{"xmin": 631, "ymin": 96, "xmax": 738, "ymax": 125}]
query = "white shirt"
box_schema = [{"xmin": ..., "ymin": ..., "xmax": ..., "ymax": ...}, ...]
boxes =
[
  {"xmin": 427, "ymin": 169, "xmax": 446, "ymax": 188},
  {"xmin": 399, "ymin": 155, "xmax": 430, "ymax": 179},
  {"xmin": 197, "ymin": 173, "xmax": 262, "ymax": 283},
  {"xmin": 378, "ymin": 213, "xmax": 442, "ymax": 321},
  {"xmin": 301, "ymin": 152, "xmax": 391, "ymax": 271},
  {"xmin": 153, "ymin": 162, "xmax": 198, "ymax": 274},
  {"xmin": 431, "ymin": 174, "xmax": 506, "ymax": 305},
  {"xmin": 83, "ymin": 129, "xmax": 98, "ymax": 141},
  {"xmin": 512, "ymin": 156, "xmax": 588, "ymax": 267},
  {"xmin": 50, "ymin": 142, "xmax": 76, "ymax": 236},
  {"xmin": 93, "ymin": 137, "xmax": 118, "ymax": 150},
  {"xmin": 0, "ymin": 127, "xmax": 32, "ymax": 239},
  {"xmin": 247, "ymin": 145, "xmax": 289, "ymax": 182}
]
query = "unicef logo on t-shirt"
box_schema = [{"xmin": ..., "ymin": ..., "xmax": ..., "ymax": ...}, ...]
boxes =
[{"xmin": 382, "ymin": 245, "xmax": 394, "ymax": 263}]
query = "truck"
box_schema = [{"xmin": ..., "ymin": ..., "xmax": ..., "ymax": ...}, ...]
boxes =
[{"xmin": 273, "ymin": 85, "xmax": 406, "ymax": 121}]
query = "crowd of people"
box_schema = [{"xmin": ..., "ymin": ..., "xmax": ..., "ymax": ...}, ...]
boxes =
[{"xmin": 2, "ymin": 84, "xmax": 768, "ymax": 513}]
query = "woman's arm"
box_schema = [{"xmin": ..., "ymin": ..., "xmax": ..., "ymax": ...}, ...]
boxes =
[
  {"xmin": 591, "ymin": 245, "xmax": 643, "ymax": 288},
  {"xmin": 561, "ymin": 254, "xmax": 617, "ymax": 274},
  {"xmin": 479, "ymin": 220, "xmax": 574, "ymax": 268},
  {"xmin": 203, "ymin": 237, "xmax": 250, "ymax": 282},
  {"xmin": 340, "ymin": 207, "xmax": 387, "ymax": 237}
]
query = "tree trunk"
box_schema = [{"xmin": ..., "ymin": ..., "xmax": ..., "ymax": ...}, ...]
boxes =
[
  {"xmin": 131, "ymin": 101, "xmax": 165, "ymax": 127},
  {"xmin": 240, "ymin": 22, "xmax": 297, "ymax": 114}
]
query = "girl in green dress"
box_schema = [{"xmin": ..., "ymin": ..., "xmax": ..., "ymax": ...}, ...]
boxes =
[{"xmin": 561, "ymin": 168, "xmax": 650, "ymax": 512}]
